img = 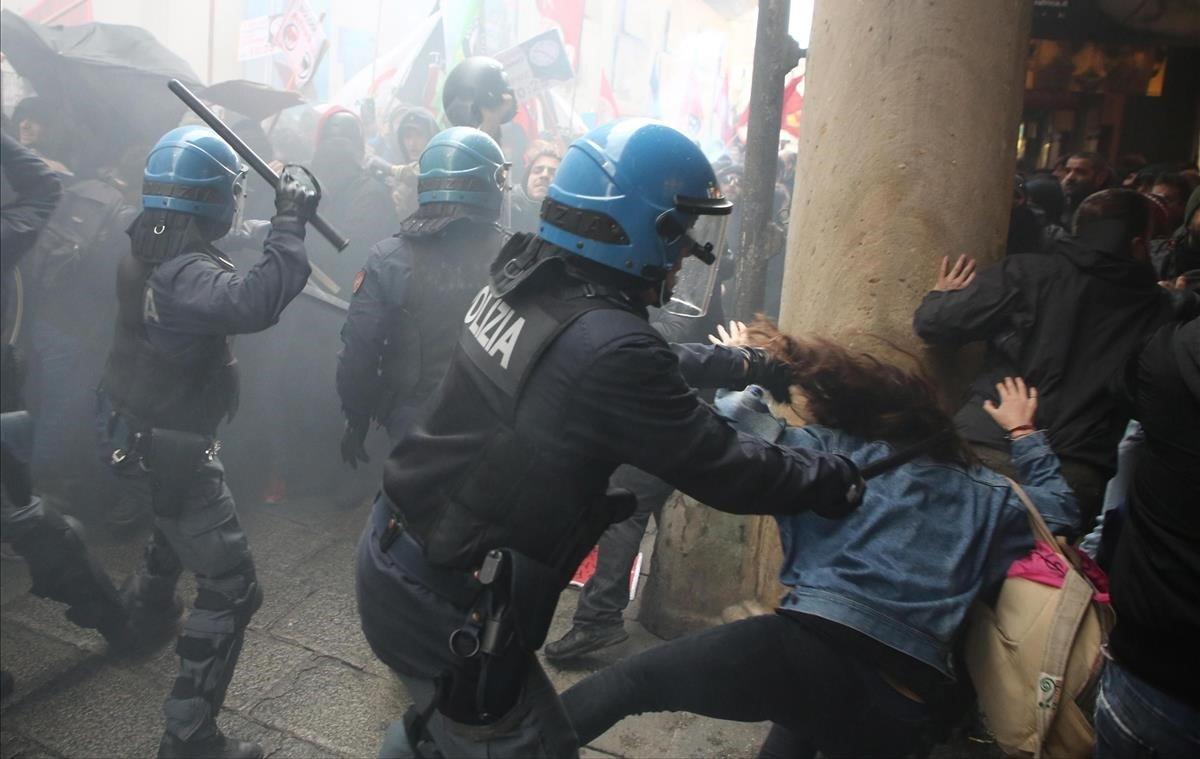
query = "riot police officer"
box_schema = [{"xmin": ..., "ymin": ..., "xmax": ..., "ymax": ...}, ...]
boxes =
[
  {"xmin": 441, "ymin": 56, "xmax": 517, "ymax": 143},
  {"xmin": 337, "ymin": 127, "xmax": 508, "ymax": 466},
  {"xmin": 2, "ymin": 131, "xmax": 132, "ymax": 700},
  {"xmin": 355, "ymin": 119, "xmax": 864, "ymax": 757},
  {"xmin": 99, "ymin": 126, "xmax": 318, "ymax": 759}
]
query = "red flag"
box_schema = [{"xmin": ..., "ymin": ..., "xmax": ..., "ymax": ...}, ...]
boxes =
[
  {"xmin": 536, "ymin": 0, "xmax": 585, "ymax": 67},
  {"xmin": 732, "ymin": 74, "xmax": 804, "ymax": 140},
  {"xmin": 780, "ymin": 74, "xmax": 804, "ymax": 137}
]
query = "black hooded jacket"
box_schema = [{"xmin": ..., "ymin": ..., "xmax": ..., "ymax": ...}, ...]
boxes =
[
  {"xmin": 1107, "ymin": 318, "xmax": 1200, "ymax": 708},
  {"xmin": 914, "ymin": 234, "xmax": 1198, "ymax": 473}
]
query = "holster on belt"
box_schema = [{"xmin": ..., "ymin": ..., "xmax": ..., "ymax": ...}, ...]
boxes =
[
  {"xmin": 478, "ymin": 487, "xmax": 638, "ymax": 656},
  {"xmin": 437, "ymin": 488, "xmax": 641, "ymax": 725},
  {"xmin": 145, "ymin": 428, "xmax": 212, "ymax": 517}
]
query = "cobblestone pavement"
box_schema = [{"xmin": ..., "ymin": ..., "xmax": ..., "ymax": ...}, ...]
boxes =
[
  {"xmin": 1, "ymin": 492, "xmax": 1002, "ymax": 759},
  {"xmin": 1, "ymin": 495, "xmax": 771, "ymax": 759}
]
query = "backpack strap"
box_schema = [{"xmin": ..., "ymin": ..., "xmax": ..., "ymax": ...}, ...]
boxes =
[{"xmin": 1004, "ymin": 477, "xmax": 1096, "ymax": 758}]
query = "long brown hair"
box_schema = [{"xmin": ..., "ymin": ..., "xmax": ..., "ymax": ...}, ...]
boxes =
[{"xmin": 742, "ymin": 320, "xmax": 976, "ymax": 466}]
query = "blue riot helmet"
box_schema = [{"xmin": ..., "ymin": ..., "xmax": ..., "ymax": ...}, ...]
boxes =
[
  {"xmin": 417, "ymin": 127, "xmax": 510, "ymax": 213},
  {"xmin": 539, "ymin": 119, "xmax": 732, "ymax": 313},
  {"xmin": 142, "ymin": 126, "xmax": 246, "ymax": 239}
]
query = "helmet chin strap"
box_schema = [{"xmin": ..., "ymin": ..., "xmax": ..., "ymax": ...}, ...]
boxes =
[{"xmin": 131, "ymin": 210, "xmax": 211, "ymax": 264}]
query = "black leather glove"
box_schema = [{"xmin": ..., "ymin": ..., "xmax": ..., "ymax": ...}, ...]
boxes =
[
  {"xmin": 742, "ymin": 347, "xmax": 793, "ymax": 403},
  {"xmin": 810, "ymin": 454, "xmax": 866, "ymax": 519},
  {"xmin": 340, "ymin": 421, "xmax": 370, "ymax": 469},
  {"xmin": 274, "ymin": 174, "xmax": 319, "ymax": 225}
]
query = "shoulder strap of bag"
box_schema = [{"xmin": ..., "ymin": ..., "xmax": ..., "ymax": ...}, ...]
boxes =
[{"xmin": 1004, "ymin": 477, "xmax": 1096, "ymax": 758}]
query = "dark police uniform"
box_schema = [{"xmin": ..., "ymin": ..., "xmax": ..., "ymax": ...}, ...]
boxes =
[
  {"xmin": 101, "ymin": 215, "xmax": 310, "ymax": 743},
  {"xmin": 337, "ymin": 215, "xmax": 505, "ymax": 439},
  {"xmin": 356, "ymin": 234, "xmax": 858, "ymax": 757},
  {"xmin": 2, "ymin": 132, "xmax": 131, "ymax": 651}
]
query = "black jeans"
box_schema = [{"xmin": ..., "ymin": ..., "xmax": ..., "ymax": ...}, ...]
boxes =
[
  {"xmin": 560, "ymin": 613, "xmax": 932, "ymax": 759},
  {"xmin": 573, "ymin": 465, "xmax": 675, "ymax": 629}
]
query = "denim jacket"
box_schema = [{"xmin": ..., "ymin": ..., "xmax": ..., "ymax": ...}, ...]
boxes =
[{"xmin": 715, "ymin": 386, "xmax": 1078, "ymax": 679}]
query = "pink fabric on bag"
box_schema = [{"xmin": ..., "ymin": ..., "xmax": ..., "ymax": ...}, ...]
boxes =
[{"xmin": 1007, "ymin": 540, "xmax": 1111, "ymax": 603}]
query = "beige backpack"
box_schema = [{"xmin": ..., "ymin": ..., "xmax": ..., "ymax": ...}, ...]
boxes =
[{"xmin": 964, "ymin": 478, "xmax": 1115, "ymax": 758}]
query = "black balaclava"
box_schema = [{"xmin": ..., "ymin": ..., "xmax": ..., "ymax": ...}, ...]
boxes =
[{"xmin": 312, "ymin": 110, "xmax": 364, "ymax": 187}]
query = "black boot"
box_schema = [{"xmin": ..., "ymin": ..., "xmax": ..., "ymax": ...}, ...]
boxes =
[
  {"xmin": 157, "ymin": 730, "xmax": 263, "ymax": 759},
  {"xmin": 544, "ymin": 623, "xmax": 629, "ymax": 661}
]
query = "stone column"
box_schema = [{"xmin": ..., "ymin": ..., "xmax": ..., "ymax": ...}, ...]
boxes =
[
  {"xmin": 780, "ymin": 0, "xmax": 1031, "ymax": 354},
  {"xmin": 746, "ymin": 0, "xmax": 1033, "ymax": 609},
  {"xmin": 643, "ymin": 0, "xmax": 1034, "ymax": 633}
]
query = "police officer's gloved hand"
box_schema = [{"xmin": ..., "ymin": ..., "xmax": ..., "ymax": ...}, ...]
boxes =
[
  {"xmin": 274, "ymin": 175, "xmax": 319, "ymax": 225},
  {"xmin": 741, "ymin": 347, "xmax": 793, "ymax": 403},
  {"xmin": 340, "ymin": 421, "xmax": 370, "ymax": 469},
  {"xmin": 810, "ymin": 454, "xmax": 866, "ymax": 519}
]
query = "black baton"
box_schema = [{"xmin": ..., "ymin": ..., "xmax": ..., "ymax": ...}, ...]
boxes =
[{"xmin": 167, "ymin": 79, "xmax": 349, "ymax": 252}]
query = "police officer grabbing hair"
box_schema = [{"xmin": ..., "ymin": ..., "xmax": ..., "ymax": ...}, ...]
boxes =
[
  {"xmin": 337, "ymin": 127, "xmax": 509, "ymax": 465},
  {"xmin": 355, "ymin": 118, "xmax": 865, "ymax": 758},
  {"xmin": 99, "ymin": 126, "xmax": 318, "ymax": 759}
]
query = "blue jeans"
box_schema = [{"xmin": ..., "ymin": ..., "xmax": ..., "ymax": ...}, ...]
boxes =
[
  {"xmin": 1080, "ymin": 421, "xmax": 1143, "ymax": 561},
  {"xmin": 1095, "ymin": 660, "xmax": 1200, "ymax": 758}
]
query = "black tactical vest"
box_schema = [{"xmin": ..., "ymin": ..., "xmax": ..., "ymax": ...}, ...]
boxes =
[
  {"xmin": 380, "ymin": 222, "xmax": 504, "ymax": 421},
  {"xmin": 383, "ymin": 273, "xmax": 641, "ymax": 570},
  {"xmin": 101, "ymin": 249, "xmax": 238, "ymax": 436}
]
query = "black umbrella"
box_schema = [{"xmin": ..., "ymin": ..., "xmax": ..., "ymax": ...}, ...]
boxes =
[
  {"xmin": 0, "ymin": 9, "xmax": 200, "ymax": 172},
  {"xmin": 199, "ymin": 79, "xmax": 306, "ymax": 123}
]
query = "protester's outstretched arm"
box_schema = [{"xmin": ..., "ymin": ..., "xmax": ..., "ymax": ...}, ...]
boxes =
[
  {"xmin": 913, "ymin": 255, "xmax": 1022, "ymax": 345},
  {"xmin": 668, "ymin": 320, "xmax": 789, "ymax": 400},
  {"xmin": 982, "ymin": 376, "xmax": 1078, "ymax": 535}
]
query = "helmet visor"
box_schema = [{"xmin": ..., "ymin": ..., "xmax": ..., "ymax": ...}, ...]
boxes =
[
  {"xmin": 664, "ymin": 213, "xmax": 728, "ymax": 317},
  {"xmin": 494, "ymin": 162, "xmax": 513, "ymax": 191}
]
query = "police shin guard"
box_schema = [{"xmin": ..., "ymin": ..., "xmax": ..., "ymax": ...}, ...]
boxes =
[
  {"xmin": 162, "ymin": 561, "xmax": 262, "ymax": 751},
  {"xmin": 123, "ymin": 527, "xmax": 185, "ymax": 644},
  {"xmin": 13, "ymin": 508, "xmax": 132, "ymax": 649}
]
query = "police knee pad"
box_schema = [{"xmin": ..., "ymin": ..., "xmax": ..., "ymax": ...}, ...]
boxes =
[{"xmin": 194, "ymin": 564, "xmax": 262, "ymax": 630}]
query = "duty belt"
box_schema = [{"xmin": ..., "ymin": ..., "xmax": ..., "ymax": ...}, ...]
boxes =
[{"xmin": 373, "ymin": 494, "xmax": 482, "ymax": 608}]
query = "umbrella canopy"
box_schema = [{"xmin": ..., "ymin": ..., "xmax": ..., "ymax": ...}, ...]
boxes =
[
  {"xmin": 0, "ymin": 9, "xmax": 200, "ymax": 173},
  {"xmin": 199, "ymin": 79, "xmax": 306, "ymax": 122}
]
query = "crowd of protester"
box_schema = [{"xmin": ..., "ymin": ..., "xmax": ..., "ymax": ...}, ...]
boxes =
[{"xmin": 1, "ymin": 52, "xmax": 1198, "ymax": 759}]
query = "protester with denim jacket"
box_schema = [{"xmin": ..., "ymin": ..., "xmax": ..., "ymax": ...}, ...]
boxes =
[{"xmin": 561, "ymin": 322, "xmax": 1078, "ymax": 759}]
